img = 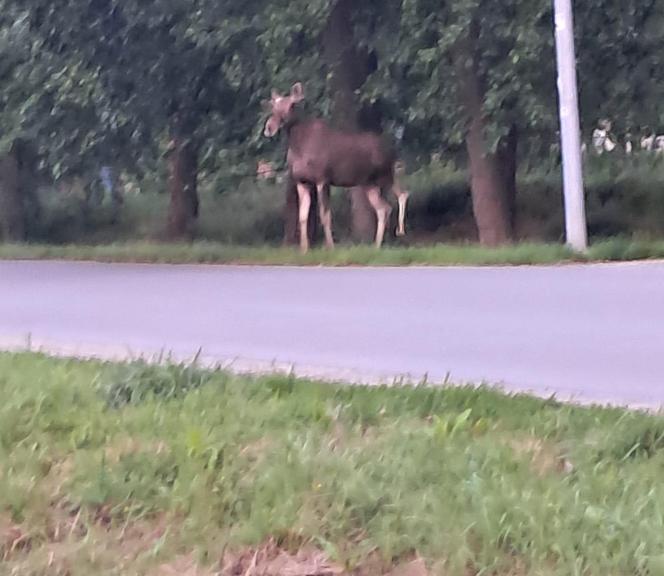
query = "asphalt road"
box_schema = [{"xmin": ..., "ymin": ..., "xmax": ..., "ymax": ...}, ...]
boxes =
[{"xmin": 1, "ymin": 260, "xmax": 663, "ymax": 407}]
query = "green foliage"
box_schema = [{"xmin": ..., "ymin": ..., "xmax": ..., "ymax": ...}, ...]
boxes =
[
  {"xmin": 575, "ymin": 0, "xmax": 664, "ymax": 134},
  {"xmin": 2, "ymin": 0, "xmax": 664, "ymax": 245},
  {"xmin": 0, "ymin": 0, "xmax": 277, "ymax": 180},
  {"xmin": 593, "ymin": 413, "xmax": 664, "ymax": 461},
  {"xmin": 357, "ymin": 0, "xmax": 557, "ymax": 153},
  {"xmin": 197, "ymin": 180, "xmax": 286, "ymax": 244},
  {"xmin": 6, "ymin": 155, "xmax": 664, "ymax": 248},
  {"xmin": 402, "ymin": 161, "xmax": 473, "ymax": 235},
  {"xmin": 97, "ymin": 357, "xmax": 219, "ymax": 408},
  {"xmin": 358, "ymin": 0, "xmax": 664, "ymax": 157}
]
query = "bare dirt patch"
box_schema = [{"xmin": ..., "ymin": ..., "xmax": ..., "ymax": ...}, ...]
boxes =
[
  {"xmin": 220, "ymin": 542, "xmax": 434, "ymax": 576},
  {"xmin": 221, "ymin": 540, "xmax": 343, "ymax": 576},
  {"xmin": 152, "ymin": 554, "xmax": 217, "ymax": 576},
  {"xmin": 1, "ymin": 513, "xmax": 30, "ymax": 561}
]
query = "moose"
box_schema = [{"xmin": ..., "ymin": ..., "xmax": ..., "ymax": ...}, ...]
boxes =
[{"xmin": 263, "ymin": 82, "xmax": 409, "ymax": 252}]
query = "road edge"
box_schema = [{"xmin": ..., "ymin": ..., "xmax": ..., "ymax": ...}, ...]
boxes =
[{"xmin": 0, "ymin": 333, "xmax": 658, "ymax": 413}]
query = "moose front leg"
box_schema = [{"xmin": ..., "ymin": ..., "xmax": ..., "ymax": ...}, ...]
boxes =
[
  {"xmin": 316, "ymin": 183, "xmax": 335, "ymax": 249},
  {"xmin": 296, "ymin": 182, "xmax": 312, "ymax": 253}
]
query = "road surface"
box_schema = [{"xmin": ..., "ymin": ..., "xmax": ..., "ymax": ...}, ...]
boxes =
[{"xmin": 1, "ymin": 260, "xmax": 663, "ymax": 407}]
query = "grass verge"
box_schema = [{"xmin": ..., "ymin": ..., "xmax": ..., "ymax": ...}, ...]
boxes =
[
  {"xmin": 1, "ymin": 238, "xmax": 664, "ymax": 267},
  {"xmin": 2, "ymin": 352, "xmax": 664, "ymax": 575},
  {"xmin": 0, "ymin": 241, "xmax": 575, "ymax": 266}
]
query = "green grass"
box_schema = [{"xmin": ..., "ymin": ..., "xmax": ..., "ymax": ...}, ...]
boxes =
[
  {"xmin": 1, "ymin": 238, "xmax": 664, "ymax": 267},
  {"xmin": 2, "ymin": 352, "xmax": 664, "ymax": 575},
  {"xmin": 0, "ymin": 240, "xmax": 577, "ymax": 266}
]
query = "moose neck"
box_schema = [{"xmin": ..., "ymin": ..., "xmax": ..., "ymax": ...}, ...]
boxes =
[{"xmin": 282, "ymin": 108, "xmax": 308, "ymax": 137}]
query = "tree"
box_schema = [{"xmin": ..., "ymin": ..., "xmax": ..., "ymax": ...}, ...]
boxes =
[
  {"xmin": 7, "ymin": 0, "xmax": 269, "ymax": 239},
  {"xmin": 372, "ymin": 0, "xmax": 664, "ymax": 245},
  {"xmin": 0, "ymin": 3, "xmax": 116, "ymax": 239},
  {"xmin": 0, "ymin": 145, "xmax": 24, "ymax": 241},
  {"xmin": 574, "ymin": 0, "xmax": 664, "ymax": 140},
  {"xmin": 4, "ymin": 0, "xmax": 662, "ymax": 247},
  {"xmin": 322, "ymin": 0, "xmax": 379, "ymax": 242},
  {"xmin": 360, "ymin": 0, "xmax": 559, "ymax": 245},
  {"xmin": 0, "ymin": 9, "xmax": 33, "ymax": 240}
]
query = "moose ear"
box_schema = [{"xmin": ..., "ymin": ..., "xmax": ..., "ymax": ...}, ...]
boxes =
[
  {"xmin": 290, "ymin": 82, "xmax": 304, "ymax": 102},
  {"xmin": 261, "ymin": 98, "xmax": 272, "ymax": 111},
  {"xmin": 271, "ymin": 89, "xmax": 280, "ymax": 101}
]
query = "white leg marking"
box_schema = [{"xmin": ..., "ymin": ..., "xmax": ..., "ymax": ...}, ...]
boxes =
[
  {"xmin": 297, "ymin": 183, "xmax": 311, "ymax": 253},
  {"xmin": 396, "ymin": 191, "xmax": 409, "ymax": 237}
]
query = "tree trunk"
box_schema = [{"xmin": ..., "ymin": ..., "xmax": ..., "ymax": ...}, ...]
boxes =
[
  {"xmin": 457, "ymin": 27, "xmax": 513, "ymax": 246},
  {"xmin": 497, "ymin": 124, "xmax": 518, "ymax": 233},
  {"xmin": 284, "ymin": 174, "xmax": 298, "ymax": 245},
  {"xmin": 167, "ymin": 133, "xmax": 199, "ymax": 240},
  {"xmin": 0, "ymin": 146, "xmax": 26, "ymax": 242},
  {"xmin": 283, "ymin": 175, "xmax": 319, "ymax": 246},
  {"xmin": 323, "ymin": 0, "xmax": 376, "ymax": 242},
  {"xmin": 465, "ymin": 114, "xmax": 513, "ymax": 246},
  {"xmin": 350, "ymin": 188, "xmax": 375, "ymax": 243},
  {"xmin": 15, "ymin": 139, "xmax": 40, "ymax": 236}
]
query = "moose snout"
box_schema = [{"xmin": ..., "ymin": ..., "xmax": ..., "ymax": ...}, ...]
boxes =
[{"xmin": 264, "ymin": 118, "xmax": 278, "ymax": 138}]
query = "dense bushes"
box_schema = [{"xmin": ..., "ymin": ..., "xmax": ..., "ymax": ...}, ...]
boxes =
[{"xmin": 16, "ymin": 154, "xmax": 664, "ymax": 246}]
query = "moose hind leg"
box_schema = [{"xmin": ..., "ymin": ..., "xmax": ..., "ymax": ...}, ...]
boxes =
[
  {"xmin": 297, "ymin": 183, "xmax": 312, "ymax": 253},
  {"xmin": 366, "ymin": 187, "xmax": 392, "ymax": 248},
  {"xmin": 395, "ymin": 190, "xmax": 409, "ymax": 237},
  {"xmin": 316, "ymin": 183, "xmax": 334, "ymax": 249}
]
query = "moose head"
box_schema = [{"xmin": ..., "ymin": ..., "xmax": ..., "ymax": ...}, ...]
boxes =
[{"xmin": 263, "ymin": 82, "xmax": 305, "ymax": 138}]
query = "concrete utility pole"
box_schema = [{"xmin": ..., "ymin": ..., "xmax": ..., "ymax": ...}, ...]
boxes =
[{"xmin": 553, "ymin": 0, "xmax": 588, "ymax": 251}]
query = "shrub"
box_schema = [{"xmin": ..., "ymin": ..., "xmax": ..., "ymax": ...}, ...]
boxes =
[{"xmin": 17, "ymin": 154, "xmax": 664, "ymax": 245}]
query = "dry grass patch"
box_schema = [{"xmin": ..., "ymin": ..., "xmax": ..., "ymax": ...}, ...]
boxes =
[{"xmin": 507, "ymin": 435, "xmax": 574, "ymax": 477}]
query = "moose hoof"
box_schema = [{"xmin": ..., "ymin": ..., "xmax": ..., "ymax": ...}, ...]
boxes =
[{"xmin": 395, "ymin": 228, "xmax": 406, "ymax": 237}]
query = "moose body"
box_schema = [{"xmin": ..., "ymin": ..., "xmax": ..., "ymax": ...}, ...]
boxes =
[
  {"xmin": 287, "ymin": 119, "xmax": 395, "ymax": 189},
  {"xmin": 264, "ymin": 83, "xmax": 409, "ymax": 252}
]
